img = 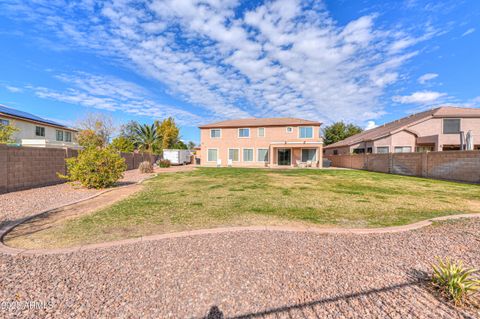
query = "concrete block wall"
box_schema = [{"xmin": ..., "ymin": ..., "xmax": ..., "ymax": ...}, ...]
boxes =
[{"xmin": 325, "ymin": 150, "xmax": 480, "ymax": 183}]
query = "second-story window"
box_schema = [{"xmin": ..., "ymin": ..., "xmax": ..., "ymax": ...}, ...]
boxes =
[
  {"xmin": 238, "ymin": 128, "xmax": 250, "ymax": 138},
  {"xmin": 65, "ymin": 131, "xmax": 72, "ymax": 142},
  {"xmin": 210, "ymin": 129, "xmax": 221, "ymax": 138},
  {"xmin": 443, "ymin": 119, "xmax": 460, "ymax": 134},
  {"xmin": 286, "ymin": 127, "xmax": 293, "ymax": 133},
  {"xmin": 0, "ymin": 119, "xmax": 9, "ymax": 126},
  {"xmin": 56, "ymin": 130, "xmax": 64, "ymax": 141},
  {"xmin": 35, "ymin": 126, "xmax": 45, "ymax": 137},
  {"xmin": 299, "ymin": 126, "xmax": 313, "ymax": 138},
  {"xmin": 258, "ymin": 127, "xmax": 265, "ymax": 137}
]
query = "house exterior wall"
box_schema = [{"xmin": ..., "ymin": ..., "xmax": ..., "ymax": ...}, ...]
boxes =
[
  {"xmin": 200, "ymin": 125, "xmax": 323, "ymax": 167},
  {"xmin": 0, "ymin": 116, "xmax": 79, "ymax": 149}
]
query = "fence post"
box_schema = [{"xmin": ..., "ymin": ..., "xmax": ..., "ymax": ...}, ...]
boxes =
[
  {"xmin": 421, "ymin": 152, "xmax": 428, "ymax": 178},
  {"xmin": 388, "ymin": 153, "xmax": 393, "ymax": 174},
  {"xmin": 0, "ymin": 145, "xmax": 7, "ymax": 194}
]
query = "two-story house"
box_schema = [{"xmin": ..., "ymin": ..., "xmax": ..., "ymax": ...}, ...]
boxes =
[
  {"xmin": 0, "ymin": 104, "xmax": 80, "ymax": 149},
  {"xmin": 199, "ymin": 118, "xmax": 323, "ymax": 167},
  {"xmin": 324, "ymin": 106, "xmax": 480, "ymax": 155}
]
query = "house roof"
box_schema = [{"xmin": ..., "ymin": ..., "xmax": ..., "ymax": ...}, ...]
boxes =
[
  {"xmin": 199, "ymin": 117, "xmax": 321, "ymax": 129},
  {"xmin": 0, "ymin": 104, "xmax": 77, "ymax": 131},
  {"xmin": 324, "ymin": 106, "xmax": 480, "ymax": 149}
]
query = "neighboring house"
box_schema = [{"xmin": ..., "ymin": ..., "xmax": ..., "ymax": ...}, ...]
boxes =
[
  {"xmin": 0, "ymin": 104, "xmax": 80, "ymax": 149},
  {"xmin": 324, "ymin": 106, "xmax": 480, "ymax": 155},
  {"xmin": 199, "ymin": 118, "xmax": 323, "ymax": 167}
]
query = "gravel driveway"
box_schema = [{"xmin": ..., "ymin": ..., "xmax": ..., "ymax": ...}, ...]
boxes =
[{"xmin": 1, "ymin": 218, "xmax": 479, "ymax": 318}]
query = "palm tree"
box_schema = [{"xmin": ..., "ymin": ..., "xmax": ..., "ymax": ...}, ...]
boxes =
[{"xmin": 133, "ymin": 123, "xmax": 158, "ymax": 153}]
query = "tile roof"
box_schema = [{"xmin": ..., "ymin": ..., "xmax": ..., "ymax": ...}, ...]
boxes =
[
  {"xmin": 0, "ymin": 104, "xmax": 76, "ymax": 131},
  {"xmin": 199, "ymin": 117, "xmax": 321, "ymax": 128},
  {"xmin": 324, "ymin": 106, "xmax": 480, "ymax": 149}
]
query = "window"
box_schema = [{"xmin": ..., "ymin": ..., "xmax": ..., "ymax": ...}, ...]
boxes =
[
  {"xmin": 376, "ymin": 147, "xmax": 389, "ymax": 154},
  {"xmin": 286, "ymin": 127, "xmax": 293, "ymax": 133},
  {"xmin": 394, "ymin": 146, "xmax": 412, "ymax": 153},
  {"xmin": 238, "ymin": 128, "xmax": 250, "ymax": 138},
  {"xmin": 56, "ymin": 130, "xmax": 64, "ymax": 141},
  {"xmin": 333, "ymin": 150, "xmax": 338, "ymax": 155},
  {"xmin": 243, "ymin": 148, "xmax": 254, "ymax": 162},
  {"xmin": 299, "ymin": 126, "xmax": 313, "ymax": 138},
  {"xmin": 258, "ymin": 127, "xmax": 265, "ymax": 137},
  {"xmin": 353, "ymin": 148, "xmax": 365, "ymax": 154},
  {"xmin": 207, "ymin": 149, "xmax": 218, "ymax": 162},
  {"xmin": 35, "ymin": 126, "xmax": 45, "ymax": 137},
  {"xmin": 443, "ymin": 119, "xmax": 460, "ymax": 134},
  {"xmin": 367, "ymin": 147, "xmax": 373, "ymax": 154},
  {"xmin": 228, "ymin": 148, "xmax": 239, "ymax": 161},
  {"xmin": 257, "ymin": 149, "xmax": 269, "ymax": 162},
  {"xmin": 301, "ymin": 149, "xmax": 316, "ymax": 162},
  {"xmin": 65, "ymin": 131, "xmax": 72, "ymax": 142},
  {"xmin": 0, "ymin": 119, "xmax": 9, "ymax": 126},
  {"xmin": 416, "ymin": 146, "xmax": 434, "ymax": 152},
  {"xmin": 210, "ymin": 129, "xmax": 221, "ymax": 138}
]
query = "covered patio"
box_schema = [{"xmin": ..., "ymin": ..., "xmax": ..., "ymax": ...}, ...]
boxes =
[{"xmin": 269, "ymin": 142, "xmax": 323, "ymax": 168}]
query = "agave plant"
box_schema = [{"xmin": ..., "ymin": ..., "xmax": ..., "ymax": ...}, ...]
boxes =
[{"xmin": 432, "ymin": 257, "xmax": 480, "ymax": 305}]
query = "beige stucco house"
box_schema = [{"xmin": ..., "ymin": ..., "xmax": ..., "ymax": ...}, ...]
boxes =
[
  {"xmin": 324, "ymin": 106, "xmax": 480, "ymax": 155},
  {"xmin": 199, "ymin": 118, "xmax": 323, "ymax": 167},
  {"xmin": 0, "ymin": 104, "xmax": 80, "ymax": 149}
]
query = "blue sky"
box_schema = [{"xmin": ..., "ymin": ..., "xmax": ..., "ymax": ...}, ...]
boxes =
[{"xmin": 0, "ymin": 0, "xmax": 479, "ymax": 143}]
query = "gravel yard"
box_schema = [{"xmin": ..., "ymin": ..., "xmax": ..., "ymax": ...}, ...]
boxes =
[{"xmin": 1, "ymin": 218, "xmax": 479, "ymax": 318}]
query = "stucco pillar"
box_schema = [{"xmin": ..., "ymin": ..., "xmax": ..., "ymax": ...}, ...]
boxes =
[{"xmin": 318, "ymin": 146, "xmax": 323, "ymax": 168}]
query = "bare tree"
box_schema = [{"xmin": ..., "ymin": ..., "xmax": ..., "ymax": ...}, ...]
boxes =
[{"xmin": 77, "ymin": 113, "xmax": 116, "ymax": 146}]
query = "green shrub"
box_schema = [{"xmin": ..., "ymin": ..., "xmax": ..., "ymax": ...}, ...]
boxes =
[
  {"xmin": 110, "ymin": 136, "xmax": 135, "ymax": 153},
  {"xmin": 158, "ymin": 159, "xmax": 171, "ymax": 168},
  {"xmin": 61, "ymin": 147, "xmax": 127, "ymax": 189},
  {"xmin": 0, "ymin": 122, "xmax": 19, "ymax": 144},
  {"xmin": 432, "ymin": 257, "xmax": 480, "ymax": 305},
  {"xmin": 138, "ymin": 161, "xmax": 154, "ymax": 173}
]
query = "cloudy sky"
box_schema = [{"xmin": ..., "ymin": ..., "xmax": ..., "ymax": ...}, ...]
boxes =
[{"xmin": 0, "ymin": 0, "xmax": 479, "ymax": 141}]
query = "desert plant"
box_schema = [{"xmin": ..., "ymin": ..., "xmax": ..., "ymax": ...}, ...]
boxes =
[
  {"xmin": 138, "ymin": 160, "xmax": 154, "ymax": 173},
  {"xmin": 133, "ymin": 123, "xmax": 159, "ymax": 153},
  {"xmin": 432, "ymin": 257, "xmax": 480, "ymax": 305},
  {"xmin": 158, "ymin": 159, "xmax": 171, "ymax": 168},
  {"xmin": 60, "ymin": 147, "xmax": 127, "ymax": 189}
]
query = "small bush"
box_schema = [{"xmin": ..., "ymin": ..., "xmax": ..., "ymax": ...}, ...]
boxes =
[
  {"xmin": 432, "ymin": 257, "xmax": 480, "ymax": 305},
  {"xmin": 60, "ymin": 147, "xmax": 127, "ymax": 189},
  {"xmin": 139, "ymin": 161, "xmax": 154, "ymax": 173},
  {"xmin": 158, "ymin": 159, "xmax": 171, "ymax": 168}
]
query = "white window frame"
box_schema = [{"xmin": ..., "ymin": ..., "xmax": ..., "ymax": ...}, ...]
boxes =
[
  {"xmin": 35, "ymin": 126, "xmax": 45, "ymax": 137},
  {"xmin": 257, "ymin": 127, "xmax": 265, "ymax": 137},
  {"xmin": 242, "ymin": 148, "xmax": 254, "ymax": 162},
  {"xmin": 210, "ymin": 129, "xmax": 222, "ymax": 138},
  {"xmin": 376, "ymin": 146, "xmax": 389, "ymax": 154},
  {"xmin": 238, "ymin": 128, "xmax": 250, "ymax": 138},
  {"xmin": 257, "ymin": 148, "xmax": 269, "ymax": 162},
  {"xmin": 394, "ymin": 146, "xmax": 412, "ymax": 153},
  {"xmin": 65, "ymin": 131, "xmax": 72, "ymax": 142},
  {"xmin": 56, "ymin": 130, "xmax": 64, "ymax": 141},
  {"xmin": 207, "ymin": 148, "xmax": 218, "ymax": 162},
  {"xmin": 228, "ymin": 148, "xmax": 240, "ymax": 162},
  {"xmin": 286, "ymin": 127, "xmax": 293, "ymax": 133},
  {"xmin": 442, "ymin": 118, "xmax": 461, "ymax": 134},
  {"xmin": 301, "ymin": 148, "xmax": 317, "ymax": 162},
  {"xmin": 298, "ymin": 126, "xmax": 314, "ymax": 139}
]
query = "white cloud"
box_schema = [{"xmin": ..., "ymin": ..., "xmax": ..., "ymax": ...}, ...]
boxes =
[
  {"xmin": 417, "ymin": 73, "xmax": 438, "ymax": 84},
  {"xmin": 365, "ymin": 120, "xmax": 378, "ymax": 130},
  {"xmin": 27, "ymin": 73, "xmax": 201, "ymax": 125},
  {"xmin": 5, "ymin": 85, "xmax": 22, "ymax": 93},
  {"xmin": 392, "ymin": 91, "xmax": 446, "ymax": 104},
  {"xmin": 462, "ymin": 28, "xmax": 475, "ymax": 37},
  {"xmin": 0, "ymin": 0, "xmax": 440, "ymax": 124}
]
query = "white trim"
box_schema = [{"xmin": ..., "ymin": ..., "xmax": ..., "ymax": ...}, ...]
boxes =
[
  {"xmin": 376, "ymin": 146, "xmax": 389, "ymax": 154},
  {"xmin": 257, "ymin": 127, "xmax": 265, "ymax": 137},
  {"xmin": 242, "ymin": 148, "xmax": 254, "ymax": 162},
  {"xmin": 227, "ymin": 148, "xmax": 240, "ymax": 162},
  {"xmin": 207, "ymin": 148, "xmax": 219, "ymax": 162},
  {"xmin": 298, "ymin": 126, "xmax": 314, "ymax": 139},
  {"xmin": 256, "ymin": 148, "xmax": 269, "ymax": 162},
  {"xmin": 210, "ymin": 129, "xmax": 222, "ymax": 138},
  {"xmin": 238, "ymin": 128, "xmax": 250, "ymax": 138}
]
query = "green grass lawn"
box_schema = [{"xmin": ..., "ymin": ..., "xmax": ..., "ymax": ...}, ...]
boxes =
[{"xmin": 7, "ymin": 168, "xmax": 480, "ymax": 248}]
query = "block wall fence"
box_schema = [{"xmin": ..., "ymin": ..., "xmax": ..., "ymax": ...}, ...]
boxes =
[
  {"xmin": 0, "ymin": 145, "xmax": 158, "ymax": 194},
  {"xmin": 325, "ymin": 150, "xmax": 480, "ymax": 183}
]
